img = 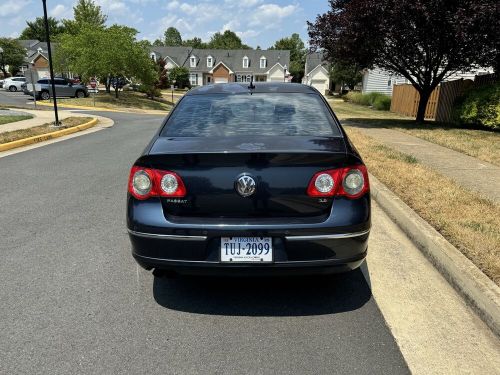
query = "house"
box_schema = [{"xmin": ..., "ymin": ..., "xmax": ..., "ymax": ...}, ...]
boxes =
[
  {"xmin": 361, "ymin": 67, "xmax": 407, "ymax": 96},
  {"xmin": 361, "ymin": 66, "xmax": 495, "ymax": 96},
  {"xmin": 17, "ymin": 40, "xmax": 75, "ymax": 82},
  {"xmin": 302, "ymin": 51, "xmax": 331, "ymax": 95},
  {"xmin": 149, "ymin": 46, "xmax": 290, "ymax": 86}
]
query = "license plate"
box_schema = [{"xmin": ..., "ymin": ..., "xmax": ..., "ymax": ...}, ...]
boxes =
[{"xmin": 220, "ymin": 237, "xmax": 273, "ymax": 262}]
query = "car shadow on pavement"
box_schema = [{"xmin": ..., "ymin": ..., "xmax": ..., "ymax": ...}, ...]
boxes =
[{"xmin": 152, "ymin": 266, "xmax": 372, "ymax": 317}]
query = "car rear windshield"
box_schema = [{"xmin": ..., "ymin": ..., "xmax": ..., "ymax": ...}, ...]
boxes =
[{"xmin": 161, "ymin": 93, "xmax": 340, "ymax": 137}]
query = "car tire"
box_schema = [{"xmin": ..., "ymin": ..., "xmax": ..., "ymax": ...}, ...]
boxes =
[
  {"xmin": 75, "ymin": 90, "xmax": 85, "ymax": 99},
  {"xmin": 9, "ymin": 86, "xmax": 17, "ymax": 92},
  {"xmin": 40, "ymin": 91, "xmax": 50, "ymax": 100}
]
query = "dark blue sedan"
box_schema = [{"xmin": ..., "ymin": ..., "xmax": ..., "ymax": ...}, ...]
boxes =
[{"xmin": 127, "ymin": 83, "xmax": 370, "ymax": 276}]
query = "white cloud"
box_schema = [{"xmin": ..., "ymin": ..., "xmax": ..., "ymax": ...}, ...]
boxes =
[
  {"xmin": 50, "ymin": 4, "xmax": 69, "ymax": 19},
  {"xmin": 0, "ymin": 0, "xmax": 31, "ymax": 17},
  {"xmin": 222, "ymin": 20, "xmax": 240, "ymax": 32},
  {"xmin": 96, "ymin": 0, "xmax": 129, "ymax": 14},
  {"xmin": 250, "ymin": 3, "xmax": 298, "ymax": 27},
  {"xmin": 165, "ymin": 1, "xmax": 180, "ymax": 10}
]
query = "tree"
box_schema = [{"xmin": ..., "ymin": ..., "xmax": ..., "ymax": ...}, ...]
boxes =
[
  {"xmin": 168, "ymin": 67, "xmax": 190, "ymax": 89},
  {"xmin": 208, "ymin": 30, "xmax": 250, "ymax": 49},
  {"xmin": 152, "ymin": 39, "xmax": 164, "ymax": 47},
  {"xmin": 55, "ymin": 24, "xmax": 156, "ymax": 98},
  {"xmin": 62, "ymin": 0, "xmax": 107, "ymax": 35},
  {"xmin": 19, "ymin": 17, "xmax": 65, "ymax": 42},
  {"xmin": 0, "ymin": 38, "xmax": 25, "ymax": 77},
  {"xmin": 308, "ymin": 0, "xmax": 498, "ymax": 122},
  {"xmin": 330, "ymin": 62, "xmax": 362, "ymax": 91},
  {"xmin": 270, "ymin": 33, "xmax": 306, "ymax": 82},
  {"xmin": 164, "ymin": 27, "xmax": 182, "ymax": 46},
  {"xmin": 183, "ymin": 37, "xmax": 207, "ymax": 49}
]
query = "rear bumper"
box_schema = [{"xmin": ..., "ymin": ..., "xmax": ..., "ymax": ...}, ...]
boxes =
[{"xmin": 129, "ymin": 229, "xmax": 369, "ymax": 276}]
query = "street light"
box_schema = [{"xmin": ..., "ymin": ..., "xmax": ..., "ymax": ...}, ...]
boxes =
[{"xmin": 41, "ymin": 0, "xmax": 60, "ymax": 126}]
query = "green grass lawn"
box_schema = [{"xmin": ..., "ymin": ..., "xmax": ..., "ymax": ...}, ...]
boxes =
[
  {"xmin": 329, "ymin": 98, "xmax": 500, "ymax": 166},
  {"xmin": 44, "ymin": 91, "xmax": 172, "ymax": 112},
  {"xmin": 0, "ymin": 115, "xmax": 33, "ymax": 125}
]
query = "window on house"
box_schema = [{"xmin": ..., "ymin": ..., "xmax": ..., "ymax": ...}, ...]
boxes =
[
  {"xmin": 260, "ymin": 56, "xmax": 266, "ymax": 69},
  {"xmin": 387, "ymin": 79, "xmax": 392, "ymax": 86},
  {"xmin": 190, "ymin": 56, "xmax": 196, "ymax": 68},
  {"xmin": 243, "ymin": 56, "xmax": 249, "ymax": 68},
  {"xmin": 150, "ymin": 53, "xmax": 157, "ymax": 62},
  {"xmin": 190, "ymin": 73, "xmax": 198, "ymax": 86},
  {"xmin": 207, "ymin": 56, "xmax": 213, "ymax": 68}
]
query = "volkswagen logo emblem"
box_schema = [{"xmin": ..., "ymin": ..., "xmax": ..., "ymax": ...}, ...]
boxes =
[{"xmin": 235, "ymin": 174, "xmax": 256, "ymax": 197}]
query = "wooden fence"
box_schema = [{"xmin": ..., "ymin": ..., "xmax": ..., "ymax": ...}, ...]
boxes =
[
  {"xmin": 390, "ymin": 84, "xmax": 440, "ymax": 120},
  {"xmin": 391, "ymin": 73, "xmax": 496, "ymax": 122}
]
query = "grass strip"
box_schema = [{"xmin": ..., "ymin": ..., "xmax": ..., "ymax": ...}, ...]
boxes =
[
  {"xmin": 46, "ymin": 91, "xmax": 172, "ymax": 111},
  {"xmin": 0, "ymin": 115, "xmax": 33, "ymax": 125},
  {"xmin": 0, "ymin": 117, "xmax": 93, "ymax": 144},
  {"xmin": 330, "ymin": 99, "xmax": 500, "ymax": 166},
  {"xmin": 345, "ymin": 126, "xmax": 500, "ymax": 285}
]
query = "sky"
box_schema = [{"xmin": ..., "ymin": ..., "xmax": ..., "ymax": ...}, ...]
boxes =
[{"xmin": 0, "ymin": 0, "xmax": 330, "ymax": 48}]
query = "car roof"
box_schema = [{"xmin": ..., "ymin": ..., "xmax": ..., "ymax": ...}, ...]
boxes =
[{"xmin": 186, "ymin": 82, "xmax": 319, "ymax": 96}]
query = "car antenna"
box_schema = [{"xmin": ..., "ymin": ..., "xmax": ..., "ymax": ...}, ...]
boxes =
[{"xmin": 248, "ymin": 76, "xmax": 255, "ymax": 94}]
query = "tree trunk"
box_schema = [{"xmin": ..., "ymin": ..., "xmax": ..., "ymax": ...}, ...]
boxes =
[
  {"xmin": 105, "ymin": 75, "xmax": 111, "ymax": 93},
  {"xmin": 416, "ymin": 89, "xmax": 431, "ymax": 123},
  {"xmin": 115, "ymin": 85, "xmax": 119, "ymax": 99},
  {"xmin": 0, "ymin": 67, "xmax": 8, "ymax": 78}
]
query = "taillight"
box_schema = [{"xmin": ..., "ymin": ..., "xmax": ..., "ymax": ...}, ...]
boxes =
[
  {"xmin": 128, "ymin": 166, "xmax": 186, "ymax": 200},
  {"xmin": 307, "ymin": 165, "xmax": 369, "ymax": 199}
]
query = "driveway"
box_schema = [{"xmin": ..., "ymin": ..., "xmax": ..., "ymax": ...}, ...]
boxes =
[{"xmin": 0, "ymin": 111, "xmax": 497, "ymax": 374}]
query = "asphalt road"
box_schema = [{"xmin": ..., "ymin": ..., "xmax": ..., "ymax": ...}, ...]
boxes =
[
  {"xmin": 0, "ymin": 89, "xmax": 35, "ymax": 107},
  {"xmin": 0, "ymin": 112, "xmax": 410, "ymax": 374}
]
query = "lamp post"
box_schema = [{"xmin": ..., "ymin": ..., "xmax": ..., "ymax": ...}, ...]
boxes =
[{"xmin": 42, "ymin": 0, "xmax": 60, "ymax": 126}]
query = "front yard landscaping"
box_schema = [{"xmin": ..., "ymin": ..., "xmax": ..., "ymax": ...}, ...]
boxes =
[
  {"xmin": 0, "ymin": 117, "xmax": 93, "ymax": 144},
  {"xmin": 43, "ymin": 91, "xmax": 172, "ymax": 112},
  {"xmin": 345, "ymin": 126, "xmax": 500, "ymax": 285},
  {"xmin": 329, "ymin": 98, "xmax": 500, "ymax": 166}
]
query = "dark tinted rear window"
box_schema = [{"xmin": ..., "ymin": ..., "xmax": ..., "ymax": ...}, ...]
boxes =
[{"xmin": 161, "ymin": 93, "xmax": 340, "ymax": 137}]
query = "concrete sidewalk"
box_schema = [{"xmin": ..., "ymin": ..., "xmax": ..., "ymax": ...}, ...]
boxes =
[
  {"xmin": 0, "ymin": 108, "xmax": 91, "ymax": 134},
  {"xmin": 346, "ymin": 123, "xmax": 500, "ymax": 204}
]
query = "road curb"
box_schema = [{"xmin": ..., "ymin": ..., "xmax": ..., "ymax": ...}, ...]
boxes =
[
  {"xmin": 0, "ymin": 118, "xmax": 98, "ymax": 152},
  {"xmin": 369, "ymin": 173, "xmax": 500, "ymax": 337}
]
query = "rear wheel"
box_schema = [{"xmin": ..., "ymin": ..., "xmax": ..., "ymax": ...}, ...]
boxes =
[
  {"xmin": 75, "ymin": 90, "xmax": 85, "ymax": 98},
  {"xmin": 40, "ymin": 91, "xmax": 50, "ymax": 100},
  {"xmin": 9, "ymin": 86, "xmax": 17, "ymax": 92}
]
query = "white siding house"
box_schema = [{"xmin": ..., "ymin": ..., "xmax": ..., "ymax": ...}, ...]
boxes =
[
  {"xmin": 362, "ymin": 66, "xmax": 494, "ymax": 96},
  {"xmin": 361, "ymin": 68, "xmax": 407, "ymax": 96},
  {"xmin": 302, "ymin": 52, "xmax": 331, "ymax": 95}
]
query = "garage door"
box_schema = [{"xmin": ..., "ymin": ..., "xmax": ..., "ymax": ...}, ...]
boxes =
[
  {"xmin": 214, "ymin": 77, "xmax": 228, "ymax": 84},
  {"xmin": 311, "ymin": 79, "xmax": 328, "ymax": 94}
]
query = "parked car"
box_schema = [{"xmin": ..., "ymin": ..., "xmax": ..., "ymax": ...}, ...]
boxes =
[
  {"xmin": 3, "ymin": 77, "xmax": 26, "ymax": 92},
  {"xmin": 34, "ymin": 78, "xmax": 89, "ymax": 100},
  {"xmin": 0, "ymin": 79, "xmax": 4, "ymax": 88},
  {"xmin": 127, "ymin": 83, "xmax": 371, "ymax": 277}
]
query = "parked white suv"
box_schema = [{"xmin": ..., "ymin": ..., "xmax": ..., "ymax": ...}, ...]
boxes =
[{"xmin": 3, "ymin": 77, "xmax": 27, "ymax": 92}]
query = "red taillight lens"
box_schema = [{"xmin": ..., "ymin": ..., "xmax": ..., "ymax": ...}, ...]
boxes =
[
  {"xmin": 307, "ymin": 165, "xmax": 369, "ymax": 199},
  {"xmin": 128, "ymin": 166, "xmax": 186, "ymax": 199}
]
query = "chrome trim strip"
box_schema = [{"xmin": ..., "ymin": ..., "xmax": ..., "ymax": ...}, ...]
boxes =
[
  {"xmin": 128, "ymin": 229, "xmax": 207, "ymax": 241},
  {"xmin": 285, "ymin": 229, "xmax": 370, "ymax": 241}
]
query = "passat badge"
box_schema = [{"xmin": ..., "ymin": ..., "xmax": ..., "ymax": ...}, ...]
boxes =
[{"xmin": 235, "ymin": 174, "xmax": 256, "ymax": 197}]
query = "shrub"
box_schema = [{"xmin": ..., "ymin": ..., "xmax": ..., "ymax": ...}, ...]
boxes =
[
  {"xmin": 373, "ymin": 94, "xmax": 392, "ymax": 110},
  {"xmin": 453, "ymin": 83, "xmax": 500, "ymax": 129},
  {"xmin": 343, "ymin": 91, "xmax": 391, "ymax": 110}
]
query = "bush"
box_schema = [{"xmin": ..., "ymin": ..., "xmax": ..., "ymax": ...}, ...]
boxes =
[
  {"xmin": 453, "ymin": 83, "xmax": 500, "ymax": 129},
  {"xmin": 343, "ymin": 91, "xmax": 391, "ymax": 110},
  {"xmin": 373, "ymin": 94, "xmax": 392, "ymax": 110}
]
